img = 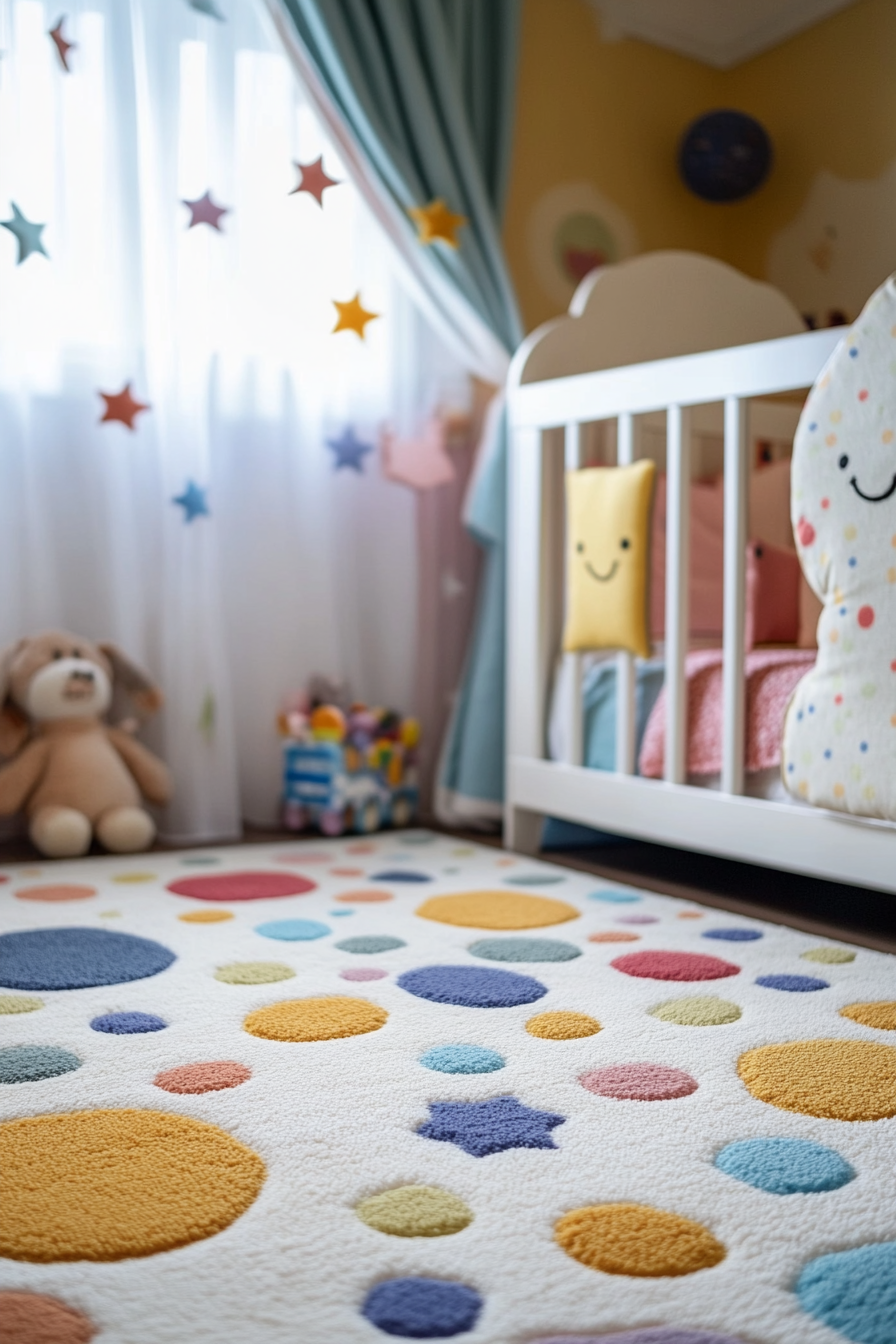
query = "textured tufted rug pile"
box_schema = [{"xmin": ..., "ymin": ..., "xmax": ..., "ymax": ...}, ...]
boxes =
[{"xmin": 0, "ymin": 832, "xmax": 894, "ymax": 1344}]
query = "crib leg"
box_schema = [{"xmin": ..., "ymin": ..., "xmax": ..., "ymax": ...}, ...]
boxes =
[{"xmin": 504, "ymin": 804, "xmax": 542, "ymax": 856}]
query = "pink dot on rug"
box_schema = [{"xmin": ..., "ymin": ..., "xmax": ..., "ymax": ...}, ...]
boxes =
[
  {"xmin": 579, "ymin": 1063, "xmax": 699, "ymax": 1100},
  {"xmin": 589, "ymin": 931, "xmax": 640, "ymax": 943},
  {"xmin": 166, "ymin": 872, "xmax": 317, "ymax": 901},
  {"xmin": 153, "ymin": 1061, "xmax": 251, "ymax": 1093},
  {"xmin": 336, "ymin": 889, "xmax": 393, "ymax": 903},
  {"xmin": 15, "ymin": 884, "xmax": 97, "ymax": 902},
  {"xmin": 275, "ymin": 851, "xmax": 330, "ymax": 865},
  {"xmin": 616, "ymin": 915, "xmax": 659, "ymax": 925},
  {"xmin": 0, "ymin": 876, "xmax": 8, "ymax": 884},
  {"xmin": 611, "ymin": 950, "xmax": 740, "ymax": 981},
  {"xmin": 330, "ymin": 867, "xmax": 364, "ymax": 877},
  {"xmin": 340, "ymin": 967, "xmax": 389, "ymax": 981}
]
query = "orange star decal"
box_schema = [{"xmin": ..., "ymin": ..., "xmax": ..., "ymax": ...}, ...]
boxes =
[
  {"xmin": 409, "ymin": 198, "xmax": 467, "ymax": 249},
  {"xmin": 98, "ymin": 383, "xmax": 151, "ymax": 431},
  {"xmin": 332, "ymin": 293, "xmax": 380, "ymax": 340}
]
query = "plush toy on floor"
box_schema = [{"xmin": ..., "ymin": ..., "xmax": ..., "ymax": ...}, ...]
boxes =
[{"xmin": 0, "ymin": 631, "xmax": 171, "ymax": 857}]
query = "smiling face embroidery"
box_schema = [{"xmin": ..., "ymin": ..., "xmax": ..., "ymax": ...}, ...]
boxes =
[{"xmin": 839, "ymin": 455, "xmax": 896, "ymax": 504}]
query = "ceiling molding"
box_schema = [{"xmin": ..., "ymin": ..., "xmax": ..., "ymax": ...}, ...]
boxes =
[{"xmin": 589, "ymin": 0, "xmax": 859, "ymax": 69}]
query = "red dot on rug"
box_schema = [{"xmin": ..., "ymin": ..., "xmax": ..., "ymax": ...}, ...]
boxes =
[
  {"xmin": 579, "ymin": 1063, "xmax": 699, "ymax": 1101},
  {"xmin": 166, "ymin": 872, "xmax": 317, "ymax": 901},
  {"xmin": 610, "ymin": 950, "xmax": 740, "ymax": 981},
  {"xmin": 153, "ymin": 1061, "xmax": 251, "ymax": 1093},
  {"xmin": 15, "ymin": 884, "xmax": 96, "ymax": 903}
]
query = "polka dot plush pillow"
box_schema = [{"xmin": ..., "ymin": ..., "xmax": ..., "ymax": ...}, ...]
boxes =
[{"xmin": 784, "ymin": 274, "xmax": 896, "ymax": 817}]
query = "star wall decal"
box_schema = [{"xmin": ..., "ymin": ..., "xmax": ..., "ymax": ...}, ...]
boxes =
[
  {"xmin": 381, "ymin": 416, "xmax": 455, "ymax": 490},
  {"xmin": 418, "ymin": 1096, "xmax": 565, "ymax": 1157},
  {"xmin": 327, "ymin": 427, "xmax": 373, "ymax": 474},
  {"xmin": 172, "ymin": 480, "xmax": 210, "ymax": 522},
  {"xmin": 1, "ymin": 203, "xmax": 48, "ymax": 265},
  {"xmin": 332, "ymin": 292, "xmax": 379, "ymax": 339},
  {"xmin": 187, "ymin": 0, "xmax": 225, "ymax": 17},
  {"xmin": 49, "ymin": 16, "xmax": 76, "ymax": 71},
  {"xmin": 409, "ymin": 198, "xmax": 467, "ymax": 248},
  {"xmin": 290, "ymin": 156, "xmax": 340, "ymax": 207},
  {"xmin": 98, "ymin": 383, "xmax": 150, "ymax": 430},
  {"xmin": 182, "ymin": 190, "xmax": 229, "ymax": 231}
]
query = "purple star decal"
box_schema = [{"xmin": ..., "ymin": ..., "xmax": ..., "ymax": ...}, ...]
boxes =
[
  {"xmin": 327, "ymin": 426, "xmax": 373, "ymax": 473},
  {"xmin": 418, "ymin": 1096, "xmax": 565, "ymax": 1157},
  {"xmin": 182, "ymin": 190, "xmax": 229, "ymax": 231}
]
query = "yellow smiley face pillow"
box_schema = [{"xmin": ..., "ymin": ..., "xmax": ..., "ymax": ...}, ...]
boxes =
[{"xmin": 563, "ymin": 459, "xmax": 656, "ymax": 658}]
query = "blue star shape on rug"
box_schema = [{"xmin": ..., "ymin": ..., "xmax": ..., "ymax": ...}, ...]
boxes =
[
  {"xmin": 1, "ymin": 202, "xmax": 48, "ymax": 264},
  {"xmin": 327, "ymin": 427, "xmax": 373, "ymax": 473},
  {"xmin": 172, "ymin": 480, "xmax": 210, "ymax": 522},
  {"xmin": 418, "ymin": 1096, "xmax": 565, "ymax": 1158}
]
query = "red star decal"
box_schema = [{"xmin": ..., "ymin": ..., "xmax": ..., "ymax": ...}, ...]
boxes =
[
  {"xmin": 98, "ymin": 383, "xmax": 151, "ymax": 431},
  {"xmin": 290, "ymin": 156, "xmax": 340, "ymax": 207},
  {"xmin": 49, "ymin": 16, "xmax": 76, "ymax": 71},
  {"xmin": 182, "ymin": 191, "xmax": 229, "ymax": 231}
]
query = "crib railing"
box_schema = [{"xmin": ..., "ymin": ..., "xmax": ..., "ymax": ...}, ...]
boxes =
[{"xmin": 504, "ymin": 325, "xmax": 896, "ymax": 892}]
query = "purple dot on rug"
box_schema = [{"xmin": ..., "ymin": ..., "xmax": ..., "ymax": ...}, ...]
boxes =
[
  {"xmin": 361, "ymin": 1277, "xmax": 482, "ymax": 1338},
  {"xmin": 0, "ymin": 927, "xmax": 175, "ymax": 991},
  {"xmin": 90, "ymin": 1011, "xmax": 167, "ymax": 1034},
  {"xmin": 579, "ymin": 1063, "xmax": 698, "ymax": 1101},
  {"xmin": 702, "ymin": 929, "xmax": 763, "ymax": 942},
  {"xmin": 398, "ymin": 964, "xmax": 547, "ymax": 1008},
  {"xmin": 340, "ymin": 967, "xmax": 388, "ymax": 982},
  {"xmin": 756, "ymin": 974, "xmax": 829, "ymax": 992},
  {"xmin": 616, "ymin": 915, "xmax": 659, "ymax": 925},
  {"xmin": 531, "ymin": 1331, "xmax": 749, "ymax": 1344}
]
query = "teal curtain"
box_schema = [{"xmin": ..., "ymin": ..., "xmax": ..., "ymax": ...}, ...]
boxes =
[{"xmin": 274, "ymin": 0, "xmax": 524, "ymax": 822}]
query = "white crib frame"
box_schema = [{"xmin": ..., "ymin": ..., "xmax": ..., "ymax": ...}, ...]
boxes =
[{"xmin": 505, "ymin": 324, "xmax": 896, "ymax": 895}]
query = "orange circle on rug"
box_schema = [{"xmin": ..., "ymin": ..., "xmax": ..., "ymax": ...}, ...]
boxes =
[
  {"xmin": 336, "ymin": 890, "xmax": 393, "ymax": 903},
  {"xmin": 14, "ymin": 884, "xmax": 96, "ymax": 903},
  {"xmin": 738, "ymin": 1039, "xmax": 896, "ymax": 1120},
  {"xmin": 0, "ymin": 1109, "xmax": 265, "ymax": 1262},
  {"xmin": 589, "ymin": 931, "xmax": 640, "ymax": 943},
  {"xmin": 166, "ymin": 872, "xmax": 316, "ymax": 901},
  {"xmin": 0, "ymin": 1291, "xmax": 95, "ymax": 1344},
  {"xmin": 526, "ymin": 1011, "xmax": 601, "ymax": 1039},
  {"xmin": 417, "ymin": 891, "xmax": 579, "ymax": 930},
  {"xmin": 154, "ymin": 1061, "xmax": 251, "ymax": 1094},
  {"xmin": 555, "ymin": 1203, "xmax": 725, "ymax": 1276},
  {"xmin": 330, "ymin": 867, "xmax": 364, "ymax": 877},
  {"xmin": 244, "ymin": 996, "xmax": 388, "ymax": 1042},
  {"xmin": 178, "ymin": 909, "xmax": 234, "ymax": 923},
  {"xmin": 840, "ymin": 1001, "xmax": 896, "ymax": 1031}
]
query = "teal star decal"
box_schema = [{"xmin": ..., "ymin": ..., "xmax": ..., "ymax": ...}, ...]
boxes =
[
  {"xmin": 327, "ymin": 426, "xmax": 373, "ymax": 473},
  {"xmin": 187, "ymin": 0, "xmax": 225, "ymax": 17},
  {"xmin": 172, "ymin": 480, "xmax": 210, "ymax": 522},
  {"xmin": 2, "ymin": 203, "xmax": 48, "ymax": 265}
]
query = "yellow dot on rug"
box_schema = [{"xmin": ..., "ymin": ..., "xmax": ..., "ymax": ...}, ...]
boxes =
[
  {"xmin": 738, "ymin": 1039, "xmax": 896, "ymax": 1120},
  {"xmin": 417, "ymin": 890, "xmax": 579, "ymax": 930},
  {"xmin": 215, "ymin": 962, "xmax": 294, "ymax": 985},
  {"xmin": 649, "ymin": 996, "xmax": 741, "ymax": 1026},
  {"xmin": 244, "ymin": 996, "xmax": 387, "ymax": 1042},
  {"xmin": 840, "ymin": 1001, "xmax": 896, "ymax": 1031},
  {"xmin": 112, "ymin": 872, "xmax": 157, "ymax": 884},
  {"xmin": 555, "ymin": 1203, "xmax": 725, "ymax": 1277},
  {"xmin": 0, "ymin": 1109, "xmax": 265, "ymax": 1263},
  {"xmin": 356, "ymin": 1185, "xmax": 472, "ymax": 1237},
  {"xmin": 526, "ymin": 1011, "xmax": 601, "ymax": 1039},
  {"xmin": 179, "ymin": 909, "xmax": 234, "ymax": 923},
  {"xmin": 0, "ymin": 994, "xmax": 43, "ymax": 1015},
  {"xmin": 801, "ymin": 947, "xmax": 855, "ymax": 964}
]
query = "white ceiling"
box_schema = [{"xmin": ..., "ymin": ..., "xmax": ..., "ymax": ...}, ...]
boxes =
[{"xmin": 590, "ymin": 0, "xmax": 859, "ymax": 69}]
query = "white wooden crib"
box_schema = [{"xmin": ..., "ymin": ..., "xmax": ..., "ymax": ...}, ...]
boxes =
[{"xmin": 504, "ymin": 252, "xmax": 896, "ymax": 894}]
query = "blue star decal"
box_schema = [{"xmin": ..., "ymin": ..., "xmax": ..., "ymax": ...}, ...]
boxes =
[
  {"xmin": 327, "ymin": 426, "xmax": 373, "ymax": 473},
  {"xmin": 1, "ymin": 202, "xmax": 48, "ymax": 265},
  {"xmin": 172, "ymin": 480, "xmax": 210, "ymax": 522},
  {"xmin": 418, "ymin": 1096, "xmax": 565, "ymax": 1157}
]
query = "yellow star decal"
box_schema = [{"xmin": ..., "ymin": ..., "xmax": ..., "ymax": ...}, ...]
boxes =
[
  {"xmin": 409, "ymin": 198, "xmax": 467, "ymax": 249},
  {"xmin": 332, "ymin": 292, "xmax": 380, "ymax": 339}
]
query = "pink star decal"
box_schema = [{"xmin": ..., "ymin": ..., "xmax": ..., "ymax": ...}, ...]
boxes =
[
  {"xmin": 381, "ymin": 417, "xmax": 455, "ymax": 490},
  {"xmin": 49, "ymin": 16, "xmax": 76, "ymax": 71},
  {"xmin": 290, "ymin": 157, "xmax": 340, "ymax": 207},
  {"xmin": 182, "ymin": 190, "xmax": 229, "ymax": 231}
]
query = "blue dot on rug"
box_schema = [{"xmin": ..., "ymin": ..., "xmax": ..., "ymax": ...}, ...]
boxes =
[
  {"xmin": 419, "ymin": 1095, "xmax": 565, "ymax": 1156},
  {"xmin": 588, "ymin": 889, "xmax": 641, "ymax": 903},
  {"xmin": 398, "ymin": 965, "xmax": 547, "ymax": 1008},
  {"xmin": 255, "ymin": 919, "xmax": 330, "ymax": 941},
  {"xmin": 371, "ymin": 870, "xmax": 431, "ymax": 883},
  {"xmin": 0, "ymin": 1044, "xmax": 81, "ymax": 1083},
  {"xmin": 420, "ymin": 1045, "xmax": 505, "ymax": 1074},
  {"xmin": 90, "ymin": 1011, "xmax": 168, "ymax": 1035},
  {"xmin": 702, "ymin": 929, "xmax": 763, "ymax": 942},
  {"xmin": 796, "ymin": 1241, "xmax": 896, "ymax": 1344},
  {"xmin": 756, "ymin": 974, "xmax": 829, "ymax": 992},
  {"xmin": 361, "ymin": 1277, "xmax": 482, "ymax": 1338},
  {"xmin": 336, "ymin": 935, "xmax": 406, "ymax": 954},
  {"xmin": 0, "ymin": 927, "xmax": 176, "ymax": 991},
  {"xmin": 530, "ymin": 1331, "xmax": 750, "ymax": 1343},
  {"xmin": 715, "ymin": 1138, "xmax": 855, "ymax": 1194},
  {"xmin": 468, "ymin": 937, "xmax": 581, "ymax": 963}
]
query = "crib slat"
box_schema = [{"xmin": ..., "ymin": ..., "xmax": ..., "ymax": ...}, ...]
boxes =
[
  {"xmin": 564, "ymin": 422, "xmax": 584, "ymax": 767},
  {"xmin": 615, "ymin": 413, "xmax": 636, "ymax": 774},
  {"xmin": 664, "ymin": 405, "xmax": 690, "ymax": 784},
  {"xmin": 722, "ymin": 397, "xmax": 749, "ymax": 794}
]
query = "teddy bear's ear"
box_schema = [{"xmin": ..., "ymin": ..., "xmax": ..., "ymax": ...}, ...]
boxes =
[
  {"xmin": 97, "ymin": 642, "xmax": 164, "ymax": 716},
  {"xmin": 0, "ymin": 641, "xmax": 30, "ymax": 757}
]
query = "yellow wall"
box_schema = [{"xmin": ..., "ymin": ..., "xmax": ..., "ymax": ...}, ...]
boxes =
[{"xmin": 505, "ymin": 0, "xmax": 896, "ymax": 331}]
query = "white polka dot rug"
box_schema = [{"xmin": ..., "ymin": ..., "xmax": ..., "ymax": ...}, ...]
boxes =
[{"xmin": 0, "ymin": 832, "xmax": 894, "ymax": 1344}]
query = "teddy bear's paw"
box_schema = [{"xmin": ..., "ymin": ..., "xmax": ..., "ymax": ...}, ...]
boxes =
[
  {"xmin": 30, "ymin": 806, "xmax": 92, "ymax": 858},
  {"xmin": 96, "ymin": 806, "xmax": 156, "ymax": 854}
]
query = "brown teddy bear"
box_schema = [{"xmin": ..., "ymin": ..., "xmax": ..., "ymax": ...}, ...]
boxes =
[{"xmin": 0, "ymin": 631, "xmax": 172, "ymax": 858}]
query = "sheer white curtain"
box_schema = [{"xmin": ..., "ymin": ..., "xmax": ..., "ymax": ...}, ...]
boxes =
[{"xmin": 0, "ymin": 0, "xmax": 468, "ymax": 841}]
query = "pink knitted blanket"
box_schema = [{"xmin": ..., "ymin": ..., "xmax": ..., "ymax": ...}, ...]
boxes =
[{"xmin": 639, "ymin": 648, "xmax": 816, "ymax": 778}]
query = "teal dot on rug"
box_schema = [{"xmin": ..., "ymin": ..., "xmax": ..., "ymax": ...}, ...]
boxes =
[
  {"xmin": 468, "ymin": 938, "xmax": 581, "ymax": 963},
  {"xmin": 0, "ymin": 1045, "xmax": 81, "ymax": 1083},
  {"xmin": 335, "ymin": 935, "xmax": 406, "ymax": 954},
  {"xmin": 588, "ymin": 889, "xmax": 641, "ymax": 903},
  {"xmin": 330, "ymin": 910, "xmax": 353, "ymax": 916},
  {"xmin": 420, "ymin": 1045, "xmax": 506, "ymax": 1074},
  {"xmin": 255, "ymin": 919, "xmax": 330, "ymax": 941},
  {"xmin": 715, "ymin": 1138, "xmax": 855, "ymax": 1194},
  {"xmin": 180, "ymin": 855, "xmax": 220, "ymax": 865},
  {"xmin": 506, "ymin": 874, "xmax": 566, "ymax": 886},
  {"xmin": 796, "ymin": 1241, "xmax": 896, "ymax": 1344}
]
